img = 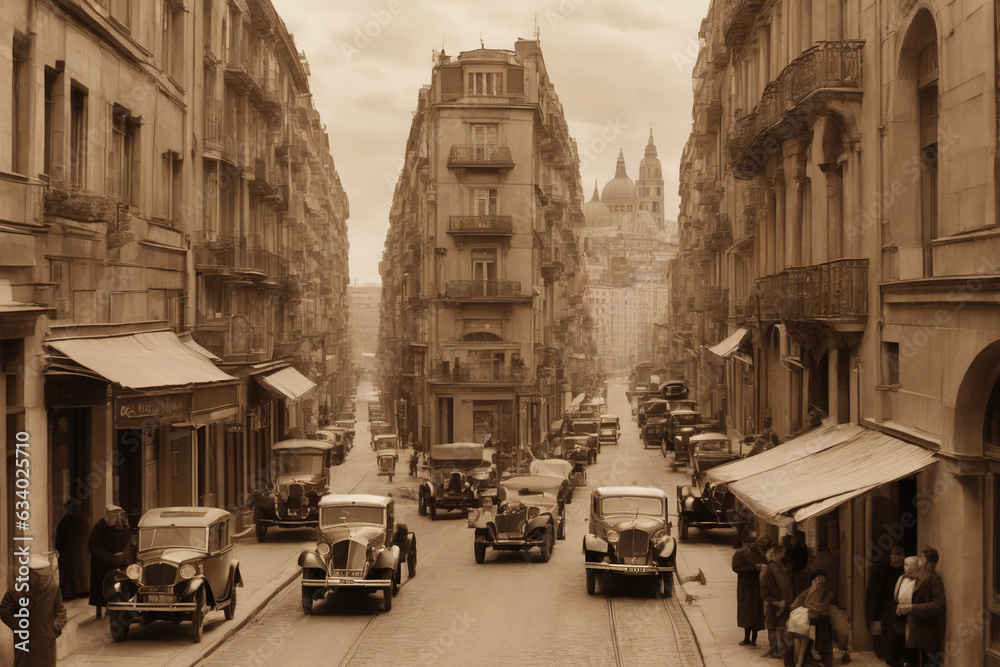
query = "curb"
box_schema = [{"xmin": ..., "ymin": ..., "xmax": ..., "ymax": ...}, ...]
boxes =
[{"xmin": 675, "ymin": 577, "xmax": 727, "ymax": 667}]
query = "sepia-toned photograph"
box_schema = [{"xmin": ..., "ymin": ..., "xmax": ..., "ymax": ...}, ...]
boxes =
[{"xmin": 0, "ymin": 0, "xmax": 995, "ymax": 665}]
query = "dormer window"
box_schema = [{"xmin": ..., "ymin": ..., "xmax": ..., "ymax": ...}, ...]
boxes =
[{"xmin": 468, "ymin": 71, "xmax": 502, "ymax": 96}]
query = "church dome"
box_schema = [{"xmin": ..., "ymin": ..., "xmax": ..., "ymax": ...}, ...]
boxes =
[
  {"xmin": 582, "ymin": 181, "xmax": 611, "ymax": 224},
  {"xmin": 601, "ymin": 149, "xmax": 636, "ymax": 203}
]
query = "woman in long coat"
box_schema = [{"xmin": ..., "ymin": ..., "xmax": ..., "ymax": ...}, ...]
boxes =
[
  {"xmin": 731, "ymin": 532, "xmax": 767, "ymax": 645},
  {"xmin": 87, "ymin": 505, "xmax": 133, "ymax": 616}
]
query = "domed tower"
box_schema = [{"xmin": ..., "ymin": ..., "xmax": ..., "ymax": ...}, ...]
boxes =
[
  {"xmin": 601, "ymin": 149, "xmax": 636, "ymax": 229},
  {"xmin": 636, "ymin": 126, "xmax": 664, "ymax": 234},
  {"xmin": 581, "ymin": 180, "xmax": 612, "ymax": 228}
]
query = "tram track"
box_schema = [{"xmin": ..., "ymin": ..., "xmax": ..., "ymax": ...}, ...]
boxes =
[{"xmin": 604, "ymin": 574, "xmax": 703, "ymax": 666}]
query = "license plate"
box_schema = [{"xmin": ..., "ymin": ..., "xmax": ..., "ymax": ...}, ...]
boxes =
[
  {"xmin": 624, "ymin": 567, "xmax": 646, "ymax": 573},
  {"xmin": 143, "ymin": 594, "xmax": 176, "ymax": 604}
]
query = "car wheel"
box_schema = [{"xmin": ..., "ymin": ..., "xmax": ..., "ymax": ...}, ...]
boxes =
[
  {"xmin": 474, "ymin": 541, "xmax": 487, "ymax": 564},
  {"xmin": 429, "ymin": 503, "xmax": 437, "ymax": 521},
  {"xmin": 224, "ymin": 585, "xmax": 237, "ymax": 620},
  {"xmin": 586, "ymin": 568, "xmax": 597, "ymax": 595},
  {"xmin": 663, "ymin": 572, "xmax": 674, "ymax": 598},
  {"xmin": 418, "ymin": 492, "xmax": 427, "ymax": 517},
  {"xmin": 557, "ymin": 513, "xmax": 566, "ymax": 541},
  {"xmin": 678, "ymin": 513, "xmax": 690, "ymax": 540},
  {"xmin": 382, "ymin": 571, "xmax": 394, "ymax": 611},
  {"xmin": 538, "ymin": 527, "xmax": 553, "ymax": 563},
  {"xmin": 255, "ymin": 520, "xmax": 267, "ymax": 543},
  {"xmin": 653, "ymin": 573, "xmax": 667, "ymax": 598},
  {"xmin": 109, "ymin": 610, "xmax": 130, "ymax": 643},
  {"xmin": 407, "ymin": 541, "xmax": 417, "ymax": 578},
  {"xmin": 191, "ymin": 588, "xmax": 206, "ymax": 643},
  {"xmin": 301, "ymin": 587, "xmax": 314, "ymax": 615}
]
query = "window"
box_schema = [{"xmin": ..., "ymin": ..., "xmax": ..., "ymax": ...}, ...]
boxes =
[
  {"xmin": 468, "ymin": 71, "xmax": 502, "ymax": 96},
  {"xmin": 471, "ymin": 123, "xmax": 498, "ymax": 160},
  {"xmin": 883, "ymin": 342, "xmax": 900, "ymax": 386},
  {"xmin": 110, "ymin": 105, "xmax": 139, "ymax": 204},
  {"xmin": 111, "ymin": 0, "xmax": 132, "ymax": 28},
  {"xmin": 472, "ymin": 249, "xmax": 497, "ymax": 282},
  {"xmin": 10, "ymin": 36, "xmax": 30, "ymax": 174},
  {"xmin": 70, "ymin": 87, "xmax": 87, "ymax": 189},
  {"xmin": 161, "ymin": 150, "xmax": 182, "ymax": 222},
  {"xmin": 50, "ymin": 259, "xmax": 72, "ymax": 320},
  {"xmin": 43, "ymin": 69, "xmax": 59, "ymax": 181},
  {"xmin": 471, "ymin": 188, "xmax": 498, "ymax": 217},
  {"xmin": 162, "ymin": 1, "xmax": 184, "ymax": 81}
]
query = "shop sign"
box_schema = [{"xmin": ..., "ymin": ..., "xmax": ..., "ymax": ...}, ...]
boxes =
[{"xmin": 116, "ymin": 393, "xmax": 191, "ymax": 427}]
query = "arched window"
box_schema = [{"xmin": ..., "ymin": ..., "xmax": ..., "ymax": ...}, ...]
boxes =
[{"xmin": 460, "ymin": 331, "xmax": 502, "ymax": 343}]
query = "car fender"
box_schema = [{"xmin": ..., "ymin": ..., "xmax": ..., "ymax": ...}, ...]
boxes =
[
  {"xmin": 176, "ymin": 575, "xmax": 216, "ymax": 607},
  {"xmin": 526, "ymin": 513, "xmax": 552, "ymax": 537},
  {"xmin": 678, "ymin": 486, "xmax": 699, "ymax": 512},
  {"xmin": 421, "ymin": 482, "xmax": 438, "ymax": 500},
  {"xmin": 373, "ymin": 544, "xmax": 400, "ymax": 572},
  {"xmin": 584, "ymin": 533, "xmax": 609, "ymax": 554},
  {"xmin": 474, "ymin": 527, "xmax": 493, "ymax": 543},
  {"xmin": 103, "ymin": 569, "xmax": 136, "ymax": 603},
  {"xmin": 229, "ymin": 562, "xmax": 244, "ymax": 592},
  {"xmin": 656, "ymin": 535, "xmax": 677, "ymax": 559},
  {"xmin": 298, "ymin": 550, "xmax": 326, "ymax": 571}
]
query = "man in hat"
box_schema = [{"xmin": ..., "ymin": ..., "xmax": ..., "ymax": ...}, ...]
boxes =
[
  {"xmin": 1, "ymin": 554, "xmax": 67, "ymax": 666},
  {"xmin": 88, "ymin": 504, "xmax": 133, "ymax": 619},
  {"xmin": 732, "ymin": 530, "xmax": 767, "ymax": 646}
]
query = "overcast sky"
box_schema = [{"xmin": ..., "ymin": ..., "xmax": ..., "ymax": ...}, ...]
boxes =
[{"xmin": 270, "ymin": 0, "xmax": 712, "ymax": 284}]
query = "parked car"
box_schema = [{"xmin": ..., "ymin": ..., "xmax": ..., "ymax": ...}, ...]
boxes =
[
  {"xmin": 418, "ymin": 443, "xmax": 495, "ymax": 519},
  {"xmin": 469, "ymin": 474, "xmax": 567, "ymax": 563},
  {"xmin": 599, "ymin": 415, "xmax": 620, "ymax": 447},
  {"xmin": 665, "ymin": 409, "xmax": 703, "ymax": 460},
  {"xmin": 308, "ymin": 428, "xmax": 348, "ymax": 465},
  {"xmin": 369, "ymin": 421, "xmax": 393, "ymax": 448},
  {"xmin": 659, "ymin": 379, "xmax": 690, "ymax": 401},
  {"xmin": 557, "ymin": 418, "xmax": 601, "ymax": 464},
  {"xmin": 677, "ymin": 433, "xmax": 747, "ymax": 543},
  {"xmin": 298, "ymin": 494, "xmax": 416, "ymax": 613},
  {"xmin": 529, "ymin": 458, "xmax": 576, "ymax": 505},
  {"xmin": 250, "ymin": 439, "xmax": 337, "ymax": 542},
  {"xmin": 583, "ymin": 487, "xmax": 677, "ymax": 597},
  {"xmin": 639, "ymin": 399, "xmax": 671, "ymax": 450},
  {"xmin": 105, "ymin": 507, "xmax": 242, "ymax": 643},
  {"xmin": 333, "ymin": 421, "xmax": 356, "ymax": 450},
  {"xmin": 374, "ymin": 433, "xmax": 399, "ymax": 482}
]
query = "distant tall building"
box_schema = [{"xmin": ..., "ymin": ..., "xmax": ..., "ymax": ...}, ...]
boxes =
[
  {"xmin": 580, "ymin": 131, "xmax": 676, "ymax": 373},
  {"xmin": 348, "ymin": 283, "xmax": 381, "ymax": 375}
]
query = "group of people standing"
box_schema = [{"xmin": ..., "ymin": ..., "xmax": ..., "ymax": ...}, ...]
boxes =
[{"xmin": 867, "ymin": 546, "xmax": 947, "ymax": 667}]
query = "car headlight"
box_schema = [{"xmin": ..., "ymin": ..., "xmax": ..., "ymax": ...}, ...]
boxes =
[
  {"xmin": 125, "ymin": 564, "xmax": 142, "ymax": 581},
  {"xmin": 179, "ymin": 563, "xmax": 197, "ymax": 580},
  {"xmin": 652, "ymin": 529, "xmax": 669, "ymax": 542},
  {"xmin": 317, "ymin": 542, "xmax": 331, "ymax": 556},
  {"xmin": 606, "ymin": 530, "xmax": 619, "ymax": 544}
]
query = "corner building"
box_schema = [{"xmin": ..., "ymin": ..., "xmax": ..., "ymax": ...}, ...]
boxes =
[
  {"xmin": 379, "ymin": 39, "xmax": 596, "ymax": 451},
  {"xmin": 675, "ymin": 1, "xmax": 1000, "ymax": 662}
]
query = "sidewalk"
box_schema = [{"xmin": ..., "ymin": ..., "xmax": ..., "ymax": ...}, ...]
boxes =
[{"xmin": 674, "ymin": 544, "xmax": 886, "ymax": 667}]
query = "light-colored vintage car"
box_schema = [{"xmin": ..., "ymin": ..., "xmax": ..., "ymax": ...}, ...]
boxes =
[
  {"xmin": 374, "ymin": 433, "xmax": 399, "ymax": 482},
  {"xmin": 469, "ymin": 474, "xmax": 566, "ymax": 563},
  {"xmin": 583, "ymin": 486, "xmax": 677, "ymax": 598},
  {"xmin": 599, "ymin": 415, "xmax": 621, "ymax": 447},
  {"xmin": 251, "ymin": 439, "xmax": 337, "ymax": 542},
  {"xmin": 418, "ymin": 443, "xmax": 495, "ymax": 519},
  {"xmin": 529, "ymin": 458, "xmax": 576, "ymax": 505},
  {"xmin": 105, "ymin": 507, "xmax": 242, "ymax": 643},
  {"xmin": 298, "ymin": 494, "xmax": 416, "ymax": 613}
]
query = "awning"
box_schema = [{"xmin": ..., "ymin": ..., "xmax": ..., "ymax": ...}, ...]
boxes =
[
  {"xmin": 707, "ymin": 327, "xmax": 751, "ymax": 362},
  {"xmin": 255, "ymin": 366, "xmax": 316, "ymax": 401},
  {"xmin": 567, "ymin": 392, "xmax": 586, "ymax": 410},
  {"xmin": 705, "ymin": 424, "xmax": 937, "ymax": 526},
  {"xmin": 47, "ymin": 330, "xmax": 235, "ymax": 389},
  {"xmin": 178, "ymin": 333, "xmax": 221, "ymax": 361}
]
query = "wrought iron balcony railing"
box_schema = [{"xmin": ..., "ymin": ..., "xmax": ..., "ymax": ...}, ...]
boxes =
[
  {"xmin": 448, "ymin": 216, "xmax": 514, "ymax": 234},
  {"xmin": 444, "ymin": 280, "xmax": 522, "ymax": 299},
  {"xmin": 428, "ymin": 364, "xmax": 530, "ymax": 384},
  {"xmin": 447, "ymin": 145, "xmax": 514, "ymax": 169},
  {"xmin": 745, "ymin": 258, "xmax": 868, "ymax": 321}
]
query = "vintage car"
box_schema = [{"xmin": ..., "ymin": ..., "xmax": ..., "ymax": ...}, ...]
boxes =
[
  {"xmin": 583, "ymin": 487, "xmax": 676, "ymax": 597},
  {"xmin": 557, "ymin": 418, "xmax": 601, "ymax": 464},
  {"xmin": 639, "ymin": 399, "xmax": 671, "ymax": 449},
  {"xmin": 369, "ymin": 420, "xmax": 393, "ymax": 448},
  {"xmin": 298, "ymin": 494, "xmax": 416, "ymax": 613},
  {"xmin": 309, "ymin": 429, "xmax": 349, "ymax": 465},
  {"xmin": 469, "ymin": 474, "xmax": 567, "ymax": 563},
  {"xmin": 374, "ymin": 433, "xmax": 399, "ymax": 482},
  {"xmin": 599, "ymin": 415, "xmax": 620, "ymax": 447},
  {"xmin": 418, "ymin": 443, "xmax": 495, "ymax": 519},
  {"xmin": 332, "ymin": 422, "xmax": 355, "ymax": 452},
  {"xmin": 105, "ymin": 507, "xmax": 242, "ymax": 643},
  {"xmin": 251, "ymin": 439, "xmax": 336, "ymax": 542},
  {"xmin": 666, "ymin": 409, "xmax": 704, "ymax": 460},
  {"xmin": 659, "ymin": 379, "xmax": 690, "ymax": 401},
  {"xmin": 676, "ymin": 432, "xmax": 747, "ymax": 542},
  {"xmin": 529, "ymin": 458, "xmax": 576, "ymax": 505}
]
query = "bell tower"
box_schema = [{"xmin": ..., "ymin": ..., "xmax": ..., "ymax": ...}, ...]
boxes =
[{"xmin": 636, "ymin": 126, "xmax": 664, "ymax": 232}]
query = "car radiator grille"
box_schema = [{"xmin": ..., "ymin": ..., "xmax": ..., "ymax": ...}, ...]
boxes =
[
  {"xmin": 287, "ymin": 483, "xmax": 304, "ymax": 511},
  {"xmin": 617, "ymin": 529, "xmax": 649, "ymax": 559},
  {"xmin": 495, "ymin": 513, "xmax": 526, "ymax": 538},
  {"xmin": 144, "ymin": 563, "xmax": 177, "ymax": 586}
]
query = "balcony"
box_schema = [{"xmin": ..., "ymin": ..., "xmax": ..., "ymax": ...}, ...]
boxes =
[
  {"xmin": 723, "ymin": 0, "xmax": 764, "ymax": 49},
  {"xmin": 729, "ymin": 40, "xmax": 864, "ymax": 178},
  {"xmin": 194, "ymin": 240, "xmax": 236, "ymax": 275},
  {"xmin": 428, "ymin": 363, "xmax": 530, "ymax": 385},
  {"xmin": 704, "ymin": 213, "xmax": 733, "ymax": 252},
  {"xmin": 43, "ymin": 187, "xmax": 116, "ymax": 223},
  {"xmin": 250, "ymin": 157, "xmax": 279, "ymax": 197},
  {"xmin": 192, "ymin": 315, "xmax": 271, "ymax": 364},
  {"xmin": 447, "ymin": 215, "xmax": 514, "ymax": 236},
  {"xmin": 443, "ymin": 280, "xmax": 525, "ymax": 301},
  {"xmin": 447, "ymin": 145, "xmax": 514, "ymax": 171},
  {"xmin": 541, "ymin": 247, "xmax": 563, "ymax": 282},
  {"xmin": 224, "ymin": 46, "xmax": 262, "ymax": 98},
  {"xmin": 744, "ymin": 258, "xmax": 868, "ymax": 325}
]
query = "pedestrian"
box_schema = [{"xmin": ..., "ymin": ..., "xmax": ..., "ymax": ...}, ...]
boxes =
[
  {"xmin": 88, "ymin": 504, "xmax": 133, "ymax": 619},
  {"xmin": 893, "ymin": 556, "xmax": 920, "ymax": 662},
  {"xmin": 867, "ymin": 545, "xmax": 905, "ymax": 666},
  {"xmin": 750, "ymin": 418, "xmax": 780, "ymax": 456},
  {"xmin": 761, "ymin": 544, "xmax": 795, "ymax": 659},
  {"xmin": 408, "ymin": 433, "xmax": 421, "ymax": 476},
  {"xmin": 786, "ymin": 570, "xmax": 835, "ymax": 667},
  {"xmin": 896, "ymin": 548, "xmax": 946, "ymax": 667},
  {"xmin": 732, "ymin": 530, "xmax": 767, "ymax": 646},
  {"xmin": 1, "ymin": 554, "xmax": 68, "ymax": 666},
  {"xmin": 54, "ymin": 498, "xmax": 91, "ymax": 599}
]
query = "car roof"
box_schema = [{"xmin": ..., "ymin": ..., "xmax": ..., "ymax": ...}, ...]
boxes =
[
  {"xmin": 318, "ymin": 493, "xmax": 392, "ymax": 508},
  {"xmin": 138, "ymin": 507, "xmax": 230, "ymax": 528},
  {"xmin": 272, "ymin": 439, "xmax": 337, "ymax": 452},
  {"xmin": 530, "ymin": 458, "xmax": 573, "ymax": 478},
  {"xmin": 671, "ymin": 409, "xmax": 699, "ymax": 417},
  {"xmin": 594, "ymin": 486, "xmax": 668, "ymax": 500},
  {"xmin": 500, "ymin": 474, "xmax": 565, "ymax": 495},
  {"xmin": 600, "ymin": 414, "xmax": 619, "ymax": 420}
]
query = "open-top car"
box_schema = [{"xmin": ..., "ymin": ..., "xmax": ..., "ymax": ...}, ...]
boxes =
[
  {"xmin": 599, "ymin": 415, "xmax": 620, "ymax": 448},
  {"xmin": 298, "ymin": 494, "xmax": 416, "ymax": 613},
  {"xmin": 677, "ymin": 433, "xmax": 747, "ymax": 543},
  {"xmin": 105, "ymin": 507, "xmax": 242, "ymax": 643},
  {"xmin": 469, "ymin": 474, "xmax": 566, "ymax": 563},
  {"xmin": 251, "ymin": 439, "xmax": 337, "ymax": 542},
  {"xmin": 418, "ymin": 443, "xmax": 495, "ymax": 520},
  {"xmin": 583, "ymin": 487, "xmax": 676, "ymax": 598},
  {"xmin": 529, "ymin": 458, "xmax": 576, "ymax": 505}
]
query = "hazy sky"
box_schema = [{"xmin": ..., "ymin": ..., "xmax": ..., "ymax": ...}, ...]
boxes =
[{"xmin": 270, "ymin": 0, "xmax": 712, "ymax": 284}]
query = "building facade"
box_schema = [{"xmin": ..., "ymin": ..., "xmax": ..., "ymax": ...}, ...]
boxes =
[
  {"xmin": 378, "ymin": 39, "xmax": 597, "ymax": 452},
  {"xmin": 0, "ymin": 0, "xmax": 349, "ymax": 594},
  {"xmin": 675, "ymin": 0, "xmax": 1000, "ymax": 662},
  {"xmin": 348, "ymin": 282, "xmax": 381, "ymax": 378}
]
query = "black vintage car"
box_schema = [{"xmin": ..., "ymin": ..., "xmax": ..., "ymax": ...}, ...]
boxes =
[
  {"xmin": 299, "ymin": 494, "xmax": 416, "ymax": 613},
  {"xmin": 639, "ymin": 399, "xmax": 671, "ymax": 449},
  {"xmin": 676, "ymin": 433, "xmax": 748, "ymax": 543},
  {"xmin": 250, "ymin": 439, "xmax": 337, "ymax": 542},
  {"xmin": 418, "ymin": 443, "xmax": 495, "ymax": 519},
  {"xmin": 469, "ymin": 474, "xmax": 566, "ymax": 563}
]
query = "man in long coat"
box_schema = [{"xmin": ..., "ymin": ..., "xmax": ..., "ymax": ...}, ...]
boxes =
[
  {"xmin": 1, "ymin": 555, "xmax": 67, "ymax": 666},
  {"xmin": 761, "ymin": 544, "xmax": 795, "ymax": 659},
  {"xmin": 866, "ymin": 545, "xmax": 905, "ymax": 666},
  {"xmin": 732, "ymin": 531, "xmax": 767, "ymax": 646},
  {"xmin": 897, "ymin": 547, "xmax": 946, "ymax": 666},
  {"xmin": 55, "ymin": 499, "xmax": 90, "ymax": 598},
  {"xmin": 87, "ymin": 505, "xmax": 133, "ymax": 618}
]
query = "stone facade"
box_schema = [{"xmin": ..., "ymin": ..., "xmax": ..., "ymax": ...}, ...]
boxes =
[
  {"xmin": 378, "ymin": 39, "xmax": 597, "ymax": 451},
  {"xmin": 675, "ymin": 0, "xmax": 1000, "ymax": 662}
]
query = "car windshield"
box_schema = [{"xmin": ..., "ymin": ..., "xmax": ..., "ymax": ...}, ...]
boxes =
[
  {"xmin": 569, "ymin": 422, "xmax": 598, "ymax": 435},
  {"xmin": 644, "ymin": 403, "xmax": 667, "ymax": 415},
  {"xmin": 275, "ymin": 451, "xmax": 324, "ymax": 477},
  {"xmin": 673, "ymin": 414, "xmax": 701, "ymax": 426},
  {"xmin": 139, "ymin": 526, "xmax": 207, "ymax": 551},
  {"xmin": 320, "ymin": 505, "xmax": 384, "ymax": 527},
  {"xmin": 696, "ymin": 439, "xmax": 731, "ymax": 453},
  {"xmin": 601, "ymin": 496, "xmax": 663, "ymax": 517}
]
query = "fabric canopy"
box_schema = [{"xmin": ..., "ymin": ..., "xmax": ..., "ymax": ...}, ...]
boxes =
[
  {"xmin": 255, "ymin": 366, "xmax": 316, "ymax": 401},
  {"xmin": 707, "ymin": 327, "xmax": 750, "ymax": 361},
  {"xmin": 706, "ymin": 423, "xmax": 937, "ymax": 526},
  {"xmin": 47, "ymin": 330, "xmax": 235, "ymax": 389}
]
